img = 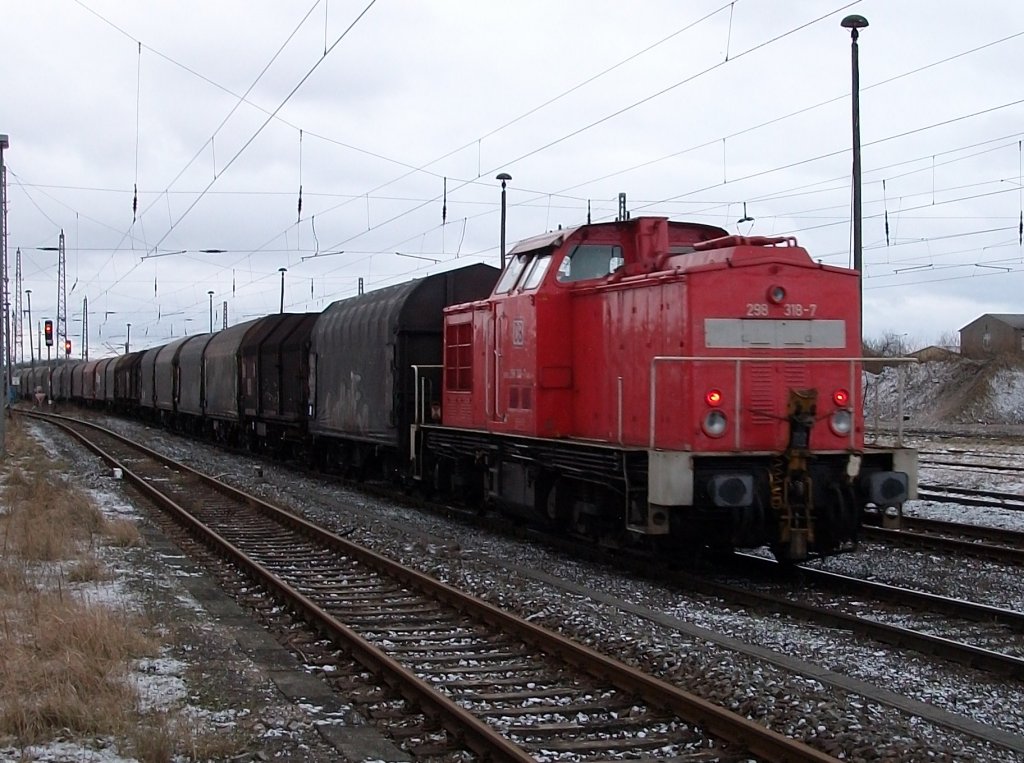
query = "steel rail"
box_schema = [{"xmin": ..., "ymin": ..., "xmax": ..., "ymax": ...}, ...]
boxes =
[
  {"xmin": 733, "ymin": 553, "xmax": 1024, "ymax": 630},
  {"xmin": 863, "ymin": 523, "xmax": 1024, "ymax": 565},
  {"xmin": 670, "ymin": 567, "xmax": 1024, "ymax": 679},
  {"xmin": 899, "ymin": 516, "xmax": 1024, "ymax": 546},
  {"xmin": 917, "ymin": 483, "xmax": 1024, "ymax": 510},
  {"xmin": 919, "ymin": 458, "xmax": 1024, "ymax": 474}
]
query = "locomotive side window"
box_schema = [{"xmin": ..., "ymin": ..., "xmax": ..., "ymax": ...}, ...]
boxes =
[
  {"xmin": 556, "ymin": 244, "xmax": 623, "ymax": 283},
  {"xmin": 494, "ymin": 254, "xmax": 530, "ymax": 294},
  {"xmin": 521, "ymin": 254, "xmax": 552, "ymax": 290},
  {"xmin": 445, "ymin": 322, "xmax": 474, "ymax": 391}
]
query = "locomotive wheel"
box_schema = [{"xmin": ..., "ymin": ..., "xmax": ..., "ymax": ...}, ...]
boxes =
[
  {"xmin": 769, "ymin": 543, "xmax": 797, "ymax": 566},
  {"xmin": 432, "ymin": 459, "xmax": 453, "ymax": 496},
  {"xmin": 823, "ymin": 483, "xmax": 848, "ymax": 550},
  {"xmin": 543, "ymin": 477, "xmax": 570, "ymax": 529}
]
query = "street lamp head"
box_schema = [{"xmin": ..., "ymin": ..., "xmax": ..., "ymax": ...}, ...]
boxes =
[
  {"xmin": 841, "ymin": 14, "xmax": 868, "ymax": 38},
  {"xmin": 496, "ymin": 172, "xmax": 511, "ymax": 182}
]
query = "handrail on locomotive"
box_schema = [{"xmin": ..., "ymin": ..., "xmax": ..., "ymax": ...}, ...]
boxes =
[{"xmin": 649, "ymin": 355, "xmax": 918, "ymax": 450}]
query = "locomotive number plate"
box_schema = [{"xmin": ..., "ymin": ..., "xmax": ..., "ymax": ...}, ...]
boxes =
[{"xmin": 746, "ymin": 302, "xmax": 817, "ymax": 317}]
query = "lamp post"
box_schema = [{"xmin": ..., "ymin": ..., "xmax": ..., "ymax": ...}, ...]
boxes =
[
  {"xmin": 0, "ymin": 134, "xmax": 9, "ymax": 448},
  {"xmin": 278, "ymin": 267, "xmax": 287, "ymax": 313},
  {"xmin": 208, "ymin": 290, "xmax": 214, "ymax": 333},
  {"xmin": 841, "ymin": 14, "xmax": 868, "ymax": 279},
  {"xmin": 125, "ymin": 323, "xmax": 131, "ymax": 354},
  {"xmin": 496, "ymin": 173, "xmax": 511, "ymax": 270},
  {"xmin": 25, "ymin": 289, "xmax": 33, "ymax": 365}
]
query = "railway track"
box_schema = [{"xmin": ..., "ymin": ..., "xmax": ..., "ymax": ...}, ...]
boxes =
[
  {"xmin": 25, "ymin": 411, "xmax": 835, "ymax": 763},
  {"xmin": 723, "ymin": 554, "xmax": 1024, "ymax": 672},
  {"xmin": 864, "ymin": 518, "xmax": 1024, "ymax": 565},
  {"xmin": 666, "ymin": 555, "xmax": 1024, "ymax": 680},
  {"xmin": 916, "ymin": 483, "xmax": 1024, "ymax": 510},
  {"xmin": 919, "ymin": 456, "xmax": 1024, "ymax": 475}
]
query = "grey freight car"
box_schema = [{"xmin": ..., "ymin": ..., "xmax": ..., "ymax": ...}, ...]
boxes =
[
  {"xmin": 308, "ymin": 263, "xmax": 498, "ymax": 473},
  {"xmin": 239, "ymin": 313, "xmax": 318, "ymax": 450}
]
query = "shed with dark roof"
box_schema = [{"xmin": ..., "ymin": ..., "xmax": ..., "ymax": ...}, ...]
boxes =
[{"xmin": 959, "ymin": 314, "xmax": 1024, "ymax": 358}]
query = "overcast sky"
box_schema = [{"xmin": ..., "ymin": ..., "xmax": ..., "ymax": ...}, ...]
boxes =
[{"xmin": 4, "ymin": 0, "xmax": 1024, "ymax": 358}]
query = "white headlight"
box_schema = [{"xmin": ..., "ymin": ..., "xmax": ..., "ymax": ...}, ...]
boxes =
[
  {"xmin": 830, "ymin": 409, "xmax": 853, "ymax": 435},
  {"xmin": 703, "ymin": 409, "xmax": 728, "ymax": 437}
]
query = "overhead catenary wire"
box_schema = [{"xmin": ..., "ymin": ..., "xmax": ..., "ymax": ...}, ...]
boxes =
[
  {"xmin": 310, "ymin": 20, "xmax": 1024, "ymax": 265},
  {"xmin": 148, "ymin": 0, "xmax": 378, "ymax": 256},
  {"xmin": 16, "ymin": 2, "xmax": 1024, "ymax": 346},
  {"xmin": 553, "ymin": 29, "xmax": 1024, "ymax": 199},
  {"xmin": 307, "ymin": 3, "xmax": 859, "ymax": 260},
  {"xmin": 63, "ymin": 0, "xmax": 328, "ymax": 308},
  {"xmin": 42, "ymin": 2, "xmax": 1004, "ymax": 280},
  {"xmin": 80, "ymin": 0, "xmax": 378, "ymax": 311}
]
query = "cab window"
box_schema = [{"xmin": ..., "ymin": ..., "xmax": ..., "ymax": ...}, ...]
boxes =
[
  {"xmin": 520, "ymin": 254, "xmax": 552, "ymax": 290},
  {"xmin": 556, "ymin": 244, "xmax": 623, "ymax": 283},
  {"xmin": 494, "ymin": 254, "xmax": 529, "ymax": 294}
]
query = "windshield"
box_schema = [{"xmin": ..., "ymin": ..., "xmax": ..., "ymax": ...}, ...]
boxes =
[
  {"xmin": 521, "ymin": 254, "xmax": 552, "ymax": 290},
  {"xmin": 494, "ymin": 254, "xmax": 529, "ymax": 294},
  {"xmin": 556, "ymin": 244, "xmax": 623, "ymax": 283}
]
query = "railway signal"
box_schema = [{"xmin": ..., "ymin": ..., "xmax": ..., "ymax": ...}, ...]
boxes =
[
  {"xmin": 44, "ymin": 320, "xmax": 53, "ymax": 347},
  {"xmin": 64, "ymin": 339, "xmax": 71, "ymax": 357}
]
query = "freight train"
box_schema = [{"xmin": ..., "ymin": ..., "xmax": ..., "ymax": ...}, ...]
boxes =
[{"xmin": 17, "ymin": 216, "xmax": 916, "ymax": 562}]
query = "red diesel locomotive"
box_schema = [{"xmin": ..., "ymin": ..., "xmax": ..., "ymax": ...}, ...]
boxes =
[{"xmin": 416, "ymin": 216, "xmax": 915, "ymax": 561}]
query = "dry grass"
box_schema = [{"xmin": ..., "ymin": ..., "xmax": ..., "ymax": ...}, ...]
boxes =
[
  {"xmin": 66, "ymin": 554, "xmax": 109, "ymax": 583},
  {"xmin": 0, "ymin": 594, "xmax": 154, "ymax": 743},
  {"xmin": 105, "ymin": 517, "xmax": 144, "ymax": 547},
  {"xmin": 0, "ymin": 417, "xmax": 233, "ymax": 759},
  {"xmin": 2, "ymin": 468, "xmax": 105, "ymax": 561},
  {"xmin": 127, "ymin": 713, "xmax": 247, "ymax": 763}
]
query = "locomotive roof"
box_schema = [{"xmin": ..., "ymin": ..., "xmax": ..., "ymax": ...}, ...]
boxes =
[
  {"xmin": 508, "ymin": 227, "xmax": 581, "ymax": 256},
  {"xmin": 507, "ymin": 217, "xmax": 729, "ymax": 256}
]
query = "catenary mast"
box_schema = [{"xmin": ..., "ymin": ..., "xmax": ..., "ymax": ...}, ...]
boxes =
[{"xmin": 57, "ymin": 230, "xmax": 67, "ymax": 359}]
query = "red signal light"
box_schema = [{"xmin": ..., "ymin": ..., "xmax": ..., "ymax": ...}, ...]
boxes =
[
  {"xmin": 833, "ymin": 388, "xmax": 850, "ymax": 407},
  {"xmin": 44, "ymin": 320, "xmax": 54, "ymax": 347},
  {"xmin": 64, "ymin": 339, "xmax": 72, "ymax": 356},
  {"xmin": 705, "ymin": 389, "xmax": 723, "ymax": 407}
]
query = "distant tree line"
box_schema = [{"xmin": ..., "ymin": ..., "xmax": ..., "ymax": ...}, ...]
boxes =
[{"xmin": 862, "ymin": 330, "xmax": 959, "ymax": 358}]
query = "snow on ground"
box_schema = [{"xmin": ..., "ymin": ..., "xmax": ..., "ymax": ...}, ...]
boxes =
[
  {"xmin": 865, "ymin": 353, "xmax": 1024, "ymax": 427},
  {"xmin": 988, "ymin": 368, "xmax": 1024, "ymax": 422}
]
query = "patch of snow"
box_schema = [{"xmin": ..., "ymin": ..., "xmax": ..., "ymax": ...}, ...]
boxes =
[
  {"xmin": 986, "ymin": 368, "xmax": 1024, "ymax": 421},
  {"xmin": 865, "ymin": 355, "xmax": 1024, "ymax": 426},
  {"xmin": 131, "ymin": 656, "xmax": 188, "ymax": 713}
]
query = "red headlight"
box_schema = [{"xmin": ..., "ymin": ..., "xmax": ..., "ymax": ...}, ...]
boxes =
[
  {"xmin": 705, "ymin": 389, "xmax": 723, "ymax": 407},
  {"xmin": 833, "ymin": 388, "xmax": 850, "ymax": 407}
]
